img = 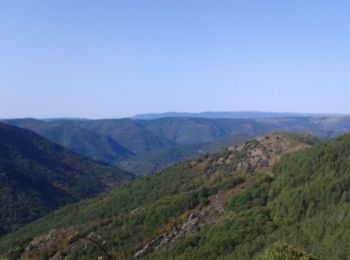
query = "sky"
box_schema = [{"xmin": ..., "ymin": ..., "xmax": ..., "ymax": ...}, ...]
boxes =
[{"xmin": 1, "ymin": 0, "xmax": 350, "ymax": 119}]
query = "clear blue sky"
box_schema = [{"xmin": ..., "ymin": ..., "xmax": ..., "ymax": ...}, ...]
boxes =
[{"xmin": 1, "ymin": 1, "xmax": 350, "ymax": 118}]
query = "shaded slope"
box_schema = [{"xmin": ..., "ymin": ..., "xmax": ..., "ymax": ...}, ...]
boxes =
[
  {"xmin": 0, "ymin": 123, "xmax": 134, "ymax": 235},
  {"xmin": 4, "ymin": 119, "xmax": 134, "ymax": 164}
]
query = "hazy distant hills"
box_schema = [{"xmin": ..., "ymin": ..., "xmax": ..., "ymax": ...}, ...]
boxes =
[
  {"xmin": 0, "ymin": 122, "xmax": 133, "ymax": 235},
  {"xmin": 4, "ymin": 115, "xmax": 350, "ymax": 175},
  {"xmin": 132, "ymin": 111, "xmax": 315, "ymax": 120}
]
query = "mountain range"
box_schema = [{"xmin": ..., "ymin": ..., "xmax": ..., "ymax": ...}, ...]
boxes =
[{"xmin": 4, "ymin": 115, "xmax": 350, "ymax": 175}]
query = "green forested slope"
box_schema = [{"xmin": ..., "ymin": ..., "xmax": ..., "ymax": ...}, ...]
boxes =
[
  {"xmin": 0, "ymin": 132, "xmax": 317, "ymax": 259},
  {"xmin": 152, "ymin": 133, "xmax": 350, "ymax": 259}
]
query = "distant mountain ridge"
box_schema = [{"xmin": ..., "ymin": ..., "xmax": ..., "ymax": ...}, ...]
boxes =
[{"xmin": 132, "ymin": 111, "xmax": 317, "ymax": 120}]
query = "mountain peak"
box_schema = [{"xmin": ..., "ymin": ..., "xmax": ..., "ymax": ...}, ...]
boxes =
[{"xmin": 193, "ymin": 132, "xmax": 318, "ymax": 176}]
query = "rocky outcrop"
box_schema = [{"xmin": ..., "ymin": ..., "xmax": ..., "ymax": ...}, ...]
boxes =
[
  {"xmin": 134, "ymin": 193, "xmax": 226, "ymax": 258},
  {"xmin": 21, "ymin": 229, "xmax": 73, "ymax": 259},
  {"xmin": 213, "ymin": 132, "xmax": 317, "ymax": 173}
]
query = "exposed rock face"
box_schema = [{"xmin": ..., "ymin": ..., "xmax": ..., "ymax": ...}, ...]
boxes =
[
  {"xmin": 134, "ymin": 201, "xmax": 225, "ymax": 258},
  {"xmin": 25, "ymin": 229, "xmax": 66, "ymax": 252},
  {"xmin": 22, "ymin": 229, "xmax": 72, "ymax": 260},
  {"xmin": 133, "ymin": 180, "xmax": 250, "ymax": 258}
]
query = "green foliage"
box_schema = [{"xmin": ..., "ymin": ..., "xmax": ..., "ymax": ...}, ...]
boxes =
[
  {"xmin": 216, "ymin": 176, "xmax": 245, "ymax": 191},
  {"xmin": 256, "ymin": 242, "xmax": 316, "ymax": 260},
  {"xmin": 227, "ymin": 176, "xmax": 272, "ymax": 211}
]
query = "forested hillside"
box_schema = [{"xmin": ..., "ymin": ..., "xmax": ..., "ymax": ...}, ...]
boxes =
[
  {"xmin": 0, "ymin": 123, "xmax": 133, "ymax": 236},
  {"xmin": 0, "ymin": 132, "xmax": 322, "ymax": 259}
]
